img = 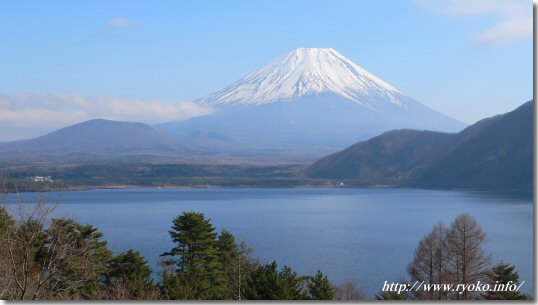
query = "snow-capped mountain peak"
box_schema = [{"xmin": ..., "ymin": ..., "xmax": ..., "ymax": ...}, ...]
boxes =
[{"xmin": 197, "ymin": 47, "xmax": 405, "ymax": 107}]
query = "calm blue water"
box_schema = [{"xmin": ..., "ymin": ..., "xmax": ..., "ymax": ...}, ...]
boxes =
[{"xmin": 7, "ymin": 188, "xmax": 534, "ymax": 298}]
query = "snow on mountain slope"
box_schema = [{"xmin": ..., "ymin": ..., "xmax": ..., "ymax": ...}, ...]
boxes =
[
  {"xmin": 197, "ymin": 47, "xmax": 406, "ymax": 109},
  {"xmin": 158, "ymin": 47, "xmax": 466, "ymax": 161}
]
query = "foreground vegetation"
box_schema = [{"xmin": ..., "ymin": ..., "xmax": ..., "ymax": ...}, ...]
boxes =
[
  {"xmin": 0, "ymin": 193, "xmax": 363, "ymax": 300},
  {"xmin": 377, "ymin": 213, "xmax": 529, "ymax": 300},
  {"xmin": 0, "ymin": 191, "xmax": 529, "ymax": 300}
]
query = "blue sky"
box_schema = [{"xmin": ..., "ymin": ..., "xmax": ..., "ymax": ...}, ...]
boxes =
[{"xmin": 0, "ymin": 0, "xmax": 533, "ymax": 140}]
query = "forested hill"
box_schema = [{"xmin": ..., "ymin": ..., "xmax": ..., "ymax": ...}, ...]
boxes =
[
  {"xmin": 411, "ymin": 101, "xmax": 534, "ymax": 189},
  {"xmin": 305, "ymin": 100, "xmax": 534, "ymax": 189}
]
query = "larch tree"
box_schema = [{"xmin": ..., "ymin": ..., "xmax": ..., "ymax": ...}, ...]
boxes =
[
  {"xmin": 408, "ymin": 221, "xmax": 449, "ymax": 300},
  {"xmin": 444, "ymin": 213, "xmax": 491, "ymax": 300}
]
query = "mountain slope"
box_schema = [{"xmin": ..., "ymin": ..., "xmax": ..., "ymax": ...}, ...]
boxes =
[
  {"xmin": 159, "ymin": 94, "xmax": 461, "ymax": 156},
  {"xmin": 305, "ymin": 101, "xmax": 534, "ymax": 189},
  {"xmin": 411, "ymin": 101, "xmax": 534, "ymax": 188},
  {"xmin": 0, "ymin": 119, "xmax": 185, "ymax": 155},
  {"xmin": 304, "ymin": 129, "xmax": 455, "ymax": 183},
  {"xmin": 159, "ymin": 48, "xmax": 465, "ymax": 158}
]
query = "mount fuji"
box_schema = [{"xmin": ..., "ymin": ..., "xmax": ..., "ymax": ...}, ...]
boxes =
[{"xmin": 158, "ymin": 48, "xmax": 465, "ymax": 161}]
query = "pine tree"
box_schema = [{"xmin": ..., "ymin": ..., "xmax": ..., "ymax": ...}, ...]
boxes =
[
  {"xmin": 481, "ymin": 263, "xmax": 527, "ymax": 300},
  {"xmin": 161, "ymin": 212, "xmax": 225, "ymax": 300},
  {"xmin": 216, "ymin": 230, "xmax": 256, "ymax": 300},
  {"xmin": 106, "ymin": 249, "xmax": 156, "ymax": 299},
  {"xmin": 243, "ymin": 261, "xmax": 305, "ymax": 300},
  {"xmin": 307, "ymin": 270, "xmax": 334, "ymax": 300},
  {"xmin": 41, "ymin": 218, "xmax": 113, "ymax": 299},
  {"xmin": 217, "ymin": 229, "xmax": 237, "ymax": 299},
  {"xmin": 217, "ymin": 230, "xmax": 237, "ymax": 267},
  {"xmin": 278, "ymin": 265, "xmax": 305, "ymax": 300},
  {"xmin": 244, "ymin": 261, "xmax": 281, "ymax": 300}
]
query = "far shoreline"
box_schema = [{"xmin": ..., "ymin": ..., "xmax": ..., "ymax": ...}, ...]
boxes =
[{"xmin": 4, "ymin": 183, "xmax": 533, "ymax": 197}]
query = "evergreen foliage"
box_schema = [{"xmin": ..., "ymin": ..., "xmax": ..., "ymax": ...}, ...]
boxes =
[
  {"xmin": 216, "ymin": 230, "xmax": 256, "ymax": 300},
  {"xmin": 106, "ymin": 249, "xmax": 157, "ymax": 299},
  {"xmin": 161, "ymin": 212, "xmax": 225, "ymax": 299},
  {"xmin": 307, "ymin": 270, "xmax": 334, "ymax": 300},
  {"xmin": 243, "ymin": 261, "xmax": 306, "ymax": 300},
  {"xmin": 39, "ymin": 218, "xmax": 113, "ymax": 299},
  {"xmin": 482, "ymin": 263, "xmax": 527, "ymax": 300}
]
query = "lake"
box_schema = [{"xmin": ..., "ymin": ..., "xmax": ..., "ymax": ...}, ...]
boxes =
[{"xmin": 6, "ymin": 188, "xmax": 533, "ymax": 298}]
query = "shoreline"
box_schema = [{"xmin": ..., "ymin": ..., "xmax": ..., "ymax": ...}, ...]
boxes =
[{"xmin": 5, "ymin": 183, "xmax": 533, "ymax": 195}]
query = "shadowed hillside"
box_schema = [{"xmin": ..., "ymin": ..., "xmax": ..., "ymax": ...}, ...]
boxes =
[
  {"xmin": 411, "ymin": 101, "xmax": 534, "ymax": 189},
  {"xmin": 305, "ymin": 101, "xmax": 534, "ymax": 189}
]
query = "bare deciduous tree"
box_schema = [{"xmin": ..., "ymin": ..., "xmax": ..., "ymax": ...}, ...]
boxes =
[
  {"xmin": 1, "ymin": 193, "xmax": 56, "ymax": 299},
  {"xmin": 408, "ymin": 213, "xmax": 491, "ymax": 300},
  {"xmin": 333, "ymin": 281, "xmax": 366, "ymax": 300},
  {"xmin": 408, "ymin": 221, "xmax": 449, "ymax": 300},
  {"xmin": 0, "ymin": 191, "xmax": 113, "ymax": 300},
  {"xmin": 445, "ymin": 213, "xmax": 491, "ymax": 300}
]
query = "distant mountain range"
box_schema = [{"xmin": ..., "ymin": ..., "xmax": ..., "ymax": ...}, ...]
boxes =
[
  {"xmin": 0, "ymin": 48, "xmax": 466, "ymax": 163},
  {"xmin": 305, "ymin": 100, "xmax": 534, "ymax": 189},
  {"xmin": 0, "ymin": 101, "xmax": 531, "ymax": 190},
  {"xmin": 157, "ymin": 48, "xmax": 465, "ymax": 158},
  {"xmin": 0, "ymin": 119, "xmax": 188, "ymax": 163},
  {"xmin": 0, "ymin": 47, "xmax": 531, "ymax": 190}
]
